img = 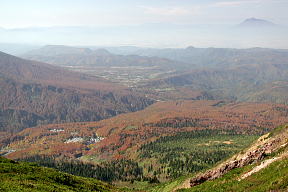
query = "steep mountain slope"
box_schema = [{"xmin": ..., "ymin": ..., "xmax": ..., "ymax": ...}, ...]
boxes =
[
  {"xmin": 0, "ymin": 156, "xmax": 117, "ymax": 192},
  {"xmin": 179, "ymin": 124, "xmax": 288, "ymax": 192},
  {"xmin": 23, "ymin": 45, "xmax": 188, "ymax": 70},
  {"xmin": 0, "ymin": 50, "xmax": 122, "ymax": 90},
  {"xmin": 0, "ymin": 51, "xmax": 153, "ymax": 134}
]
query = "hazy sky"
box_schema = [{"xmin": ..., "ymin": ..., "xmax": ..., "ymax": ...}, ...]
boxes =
[
  {"xmin": 0, "ymin": 0, "xmax": 287, "ymax": 48},
  {"xmin": 1, "ymin": 0, "xmax": 287, "ymax": 28}
]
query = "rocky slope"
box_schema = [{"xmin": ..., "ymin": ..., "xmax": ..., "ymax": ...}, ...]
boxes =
[{"xmin": 179, "ymin": 124, "xmax": 288, "ymax": 191}]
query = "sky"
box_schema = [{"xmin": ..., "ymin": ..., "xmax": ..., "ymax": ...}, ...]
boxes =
[
  {"xmin": 0, "ymin": 0, "xmax": 287, "ymax": 48},
  {"xmin": 1, "ymin": 0, "xmax": 287, "ymax": 28}
]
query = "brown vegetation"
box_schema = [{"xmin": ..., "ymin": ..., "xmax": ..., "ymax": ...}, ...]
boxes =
[{"xmin": 2, "ymin": 100, "xmax": 287, "ymax": 161}]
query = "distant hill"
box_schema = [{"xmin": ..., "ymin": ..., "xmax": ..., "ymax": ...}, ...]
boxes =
[
  {"xmin": 142, "ymin": 57, "xmax": 288, "ymax": 104},
  {"xmin": 243, "ymin": 81, "xmax": 288, "ymax": 104},
  {"xmin": 0, "ymin": 156, "xmax": 117, "ymax": 192},
  {"xmin": 0, "ymin": 51, "xmax": 153, "ymax": 134},
  {"xmin": 238, "ymin": 18, "xmax": 277, "ymax": 28}
]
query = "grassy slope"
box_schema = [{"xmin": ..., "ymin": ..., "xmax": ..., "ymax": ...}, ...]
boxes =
[
  {"xmin": 179, "ymin": 158, "xmax": 288, "ymax": 192},
  {"xmin": 0, "ymin": 157, "xmax": 118, "ymax": 192},
  {"xmin": 148, "ymin": 176, "xmax": 189, "ymax": 192}
]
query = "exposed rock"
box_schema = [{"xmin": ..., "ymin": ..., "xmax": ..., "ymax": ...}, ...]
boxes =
[{"xmin": 239, "ymin": 157, "xmax": 280, "ymax": 181}]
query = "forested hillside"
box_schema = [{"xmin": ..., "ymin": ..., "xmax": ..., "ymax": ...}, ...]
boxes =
[{"xmin": 0, "ymin": 51, "xmax": 153, "ymax": 134}]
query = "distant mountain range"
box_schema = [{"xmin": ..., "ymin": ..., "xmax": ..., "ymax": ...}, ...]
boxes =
[
  {"xmin": 23, "ymin": 45, "xmax": 187, "ymax": 69},
  {"xmin": 24, "ymin": 45, "xmax": 288, "ymax": 69},
  {"xmin": 104, "ymin": 46, "xmax": 288, "ymax": 68}
]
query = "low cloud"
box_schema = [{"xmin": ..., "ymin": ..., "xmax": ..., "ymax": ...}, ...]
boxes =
[
  {"xmin": 212, "ymin": 0, "xmax": 260, "ymax": 7},
  {"xmin": 140, "ymin": 6, "xmax": 200, "ymax": 16}
]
